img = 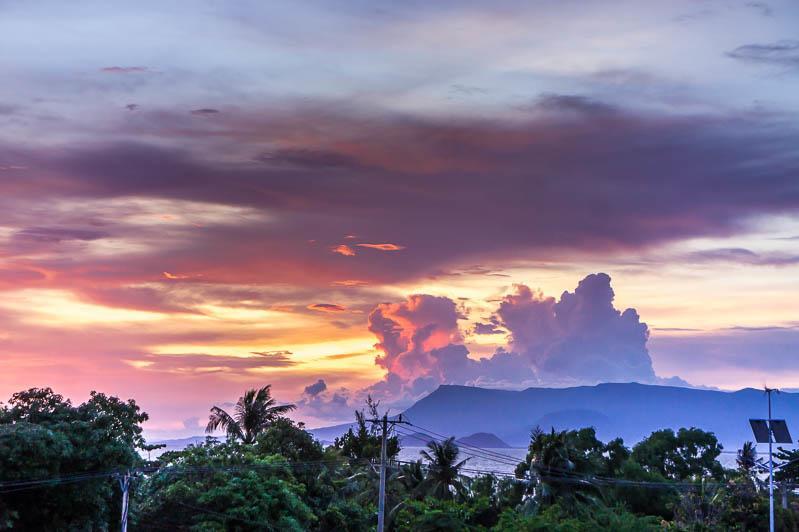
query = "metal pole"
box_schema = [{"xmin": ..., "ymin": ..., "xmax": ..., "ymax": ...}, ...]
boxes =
[
  {"xmin": 768, "ymin": 389, "xmax": 775, "ymax": 532},
  {"xmin": 119, "ymin": 471, "xmax": 130, "ymax": 532},
  {"xmin": 377, "ymin": 414, "xmax": 388, "ymax": 532},
  {"xmin": 782, "ymin": 482, "xmax": 788, "ymax": 509}
]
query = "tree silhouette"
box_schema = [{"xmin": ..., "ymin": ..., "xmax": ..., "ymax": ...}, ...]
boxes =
[
  {"xmin": 206, "ymin": 385, "xmax": 295, "ymax": 443},
  {"xmin": 420, "ymin": 437, "xmax": 468, "ymax": 500}
]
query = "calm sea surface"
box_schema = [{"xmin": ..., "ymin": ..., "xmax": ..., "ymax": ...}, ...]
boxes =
[
  {"xmin": 398, "ymin": 446, "xmax": 528, "ymax": 476},
  {"xmin": 398, "ymin": 448, "xmax": 741, "ymax": 477}
]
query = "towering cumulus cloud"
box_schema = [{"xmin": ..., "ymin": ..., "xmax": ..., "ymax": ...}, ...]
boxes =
[
  {"xmin": 368, "ymin": 295, "xmax": 463, "ymax": 380},
  {"xmin": 366, "ymin": 294, "xmax": 535, "ymax": 397},
  {"xmin": 295, "ymin": 273, "xmax": 676, "ymax": 421},
  {"xmin": 497, "ymin": 273, "xmax": 656, "ymax": 384},
  {"xmin": 367, "ymin": 273, "xmax": 660, "ymax": 397}
]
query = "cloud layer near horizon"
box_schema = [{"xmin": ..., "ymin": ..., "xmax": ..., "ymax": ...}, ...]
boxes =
[
  {"xmin": 2, "ymin": 0, "xmax": 799, "ymax": 436},
  {"xmin": 297, "ymin": 273, "xmax": 686, "ymax": 422}
]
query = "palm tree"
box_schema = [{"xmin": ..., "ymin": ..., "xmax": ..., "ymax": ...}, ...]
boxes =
[
  {"xmin": 397, "ymin": 459, "xmax": 427, "ymax": 500},
  {"xmin": 206, "ymin": 385, "xmax": 295, "ymax": 443},
  {"xmin": 527, "ymin": 428, "xmax": 580, "ymax": 503},
  {"xmin": 736, "ymin": 441, "xmax": 758, "ymax": 473},
  {"xmin": 420, "ymin": 437, "xmax": 468, "ymax": 500}
]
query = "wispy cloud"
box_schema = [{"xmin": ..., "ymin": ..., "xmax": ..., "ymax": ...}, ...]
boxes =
[
  {"xmin": 307, "ymin": 303, "xmax": 347, "ymax": 313},
  {"xmin": 100, "ymin": 66, "xmax": 151, "ymax": 73},
  {"xmin": 356, "ymin": 243, "xmax": 405, "ymax": 251},
  {"xmin": 727, "ymin": 40, "xmax": 799, "ymax": 67}
]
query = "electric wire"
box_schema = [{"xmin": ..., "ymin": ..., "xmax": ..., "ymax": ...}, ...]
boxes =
[
  {"xmin": 394, "ymin": 425, "xmax": 723, "ymax": 492},
  {"xmin": 405, "ymin": 421, "xmax": 524, "ymax": 463},
  {"xmin": 393, "ymin": 426, "xmax": 521, "ymax": 467}
]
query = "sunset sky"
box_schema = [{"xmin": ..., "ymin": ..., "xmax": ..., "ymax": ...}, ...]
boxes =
[{"xmin": 1, "ymin": 0, "xmax": 799, "ymax": 438}]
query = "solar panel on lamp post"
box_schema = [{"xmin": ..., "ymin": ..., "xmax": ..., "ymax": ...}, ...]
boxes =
[{"xmin": 749, "ymin": 387, "xmax": 793, "ymax": 532}]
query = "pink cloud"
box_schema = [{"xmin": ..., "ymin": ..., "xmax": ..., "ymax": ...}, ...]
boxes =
[
  {"xmin": 368, "ymin": 294, "xmax": 463, "ymax": 380},
  {"xmin": 357, "ymin": 243, "xmax": 405, "ymax": 251},
  {"xmin": 331, "ymin": 245, "xmax": 356, "ymax": 256}
]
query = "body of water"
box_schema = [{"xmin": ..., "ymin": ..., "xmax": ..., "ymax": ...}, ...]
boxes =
[
  {"xmin": 398, "ymin": 448, "xmax": 742, "ymax": 477},
  {"xmin": 397, "ymin": 446, "xmax": 528, "ymax": 476}
]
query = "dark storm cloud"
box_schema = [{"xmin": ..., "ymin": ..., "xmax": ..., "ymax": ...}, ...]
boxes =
[
  {"xmin": 683, "ymin": 247, "xmax": 799, "ymax": 266},
  {"xmin": 257, "ymin": 148, "xmax": 364, "ymax": 169},
  {"xmin": 307, "ymin": 303, "xmax": 347, "ymax": 312},
  {"xmin": 727, "ymin": 40, "xmax": 799, "ymax": 66},
  {"xmin": 530, "ymin": 93, "xmax": 618, "ymax": 115},
  {"xmin": 473, "ymin": 321, "xmax": 503, "ymax": 335},
  {"xmin": 2, "ymin": 99, "xmax": 799, "ymax": 287},
  {"xmin": 0, "ymin": 104, "xmax": 19, "ymax": 115},
  {"xmin": 101, "ymin": 66, "xmax": 150, "ymax": 73},
  {"xmin": 745, "ymin": 2, "xmax": 773, "ymax": 16},
  {"xmin": 303, "ymin": 379, "xmax": 327, "ymax": 396},
  {"xmin": 13, "ymin": 227, "xmax": 108, "ymax": 243},
  {"xmin": 190, "ymin": 108, "xmax": 220, "ymax": 115}
]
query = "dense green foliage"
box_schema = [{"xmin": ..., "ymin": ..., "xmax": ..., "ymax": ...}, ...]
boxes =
[
  {"xmin": 0, "ymin": 388, "xmax": 147, "ymax": 530},
  {"xmin": 134, "ymin": 440, "xmax": 317, "ymax": 531},
  {"xmin": 2, "ymin": 385, "xmax": 798, "ymax": 530},
  {"xmin": 333, "ymin": 396, "xmax": 400, "ymax": 462}
]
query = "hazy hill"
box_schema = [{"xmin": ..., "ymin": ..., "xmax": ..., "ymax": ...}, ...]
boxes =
[
  {"xmin": 399, "ymin": 383, "xmax": 797, "ymax": 448},
  {"xmin": 456, "ymin": 432, "xmax": 510, "ymax": 448},
  {"xmin": 150, "ymin": 436, "xmax": 209, "ymax": 449},
  {"xmin": 398, "ymin": 432, "xmax": 435, "ymax": 446},
  {"xmin": 311, "ymin": 383, "xmax": 799, "ymax": 449}
]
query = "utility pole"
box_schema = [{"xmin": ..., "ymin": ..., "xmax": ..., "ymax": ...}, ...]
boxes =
[
  {"xmin": 118, "ymin": 471, "xmax": 131, "ymax": 532},
  {"xmin": 782, "ymin": 482, "xmax": 788, "ymax": 510},
  {"xmin": 367, "ymin": 413, "xmax": 410, "ymax": 532},
  {"xmin": 767, "ymin": 387, "xmax": 776, "ymax": 532},
  {"xmin": 377, "ymin": 414, "xmax": 388, "ymax": 532},
  {"xmin": 748, "ymin": 389, "xmax": 793, "ymax": 532}
]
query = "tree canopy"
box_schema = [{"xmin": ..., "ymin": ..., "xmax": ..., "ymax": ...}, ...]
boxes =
[{"xmin": 3, "ymin": 385, "xmax": 798, "ymax": 531}]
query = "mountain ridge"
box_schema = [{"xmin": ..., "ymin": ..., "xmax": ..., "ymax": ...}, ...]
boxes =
[{"xmin": 310, "ymin": 382, "xmax": 799, "ymax": 448}]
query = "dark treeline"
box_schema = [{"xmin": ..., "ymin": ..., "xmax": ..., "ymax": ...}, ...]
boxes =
[{"xmin": 1, "ymin": 385, "xmax": 798, "ymax": 531}]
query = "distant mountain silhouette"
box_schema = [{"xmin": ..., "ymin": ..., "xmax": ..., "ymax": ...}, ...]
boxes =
[
  {"xmin": 395, "ymin": 431, "xmax": 510, "ymax": 448},
  {"xmin": 398, "ymin": 432, "xmax": 435, "ymax": 446},
  {"xmin": 456, "ymin": 432, "xmax": 510, "ymax": 448},
  {"xmin": 151, "ymin": 436, "xmax": 210, "ymax": 450},
  {"xmin": 311, "ymin": 383, "xmax": 799, "ymax": 449}
]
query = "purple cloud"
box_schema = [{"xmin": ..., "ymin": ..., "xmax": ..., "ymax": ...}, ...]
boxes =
[
  {"xmin": 497, "ymin": 273, "xmax": 656, "ymax": 384},
  {"xmin": 473, "ymin": 321, "xmax": 503, "ymax": 335},
  {"xmin": 190, "ymin": 108, "xmax": 220, "ymax": 115},
  {"xmin": 1, "ymin": 99, "xmax": 793, "ymax": 289},
  {"xmin": 727, "ymin": 40, "xmax": 799, "ymax": 66},
  {"xmin": 101, "ymin": 66, "xmax": 150, "ymax": 73},
  {"xmin": 303, "ymin": 379, "xmax": 327, "ymax": 397}
]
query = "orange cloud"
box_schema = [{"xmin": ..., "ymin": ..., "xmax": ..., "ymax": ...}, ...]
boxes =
[
  {"xmin": 357, "ymin": 243, "xmax": 405, "ymax": 251},
  {"xmin": 162, "ymin": 271, "xmax": 189, "ymax": 280},
  {"xmin": 307, "ymin": 303, "xmax": 347, "ymax": 313},
  {"xmin": 331, "ymin": 279, "xmax": 368, "ymax": 287},
  {"xmin": 332, "ymin": 245, "xmax": 356, "ymax": 256}
]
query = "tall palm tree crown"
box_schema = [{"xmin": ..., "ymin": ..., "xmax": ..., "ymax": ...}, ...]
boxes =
[
  {"xmin": 206, "ymin": 385, "xmax": 295, "ymax": 443},
  {"xmin": 420, "ymin": 437, "xmax": 468, "ymax": 500},
  {"xmin": 736, "ymin": 441, "xmax": 758, "ymax": 473}
]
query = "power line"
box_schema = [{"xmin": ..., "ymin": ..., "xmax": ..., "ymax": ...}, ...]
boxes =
[
  {"xmin": 395, "ymin": 422, "xmax": 728, "ymax": 492},
  {"xmin": 404, "ymin": 421, "xmax": 524, "ymax": 463},
  {"xmin": 0, "ymin": 471, "xmax": 122, "ymax": 494},
  {"xmin": 394, "ymin": 428, "xmax": 520, "ymax": 470},
  {"xmin": 394, "ymin": 426, "xmax": 521, "ymax": 468}
]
